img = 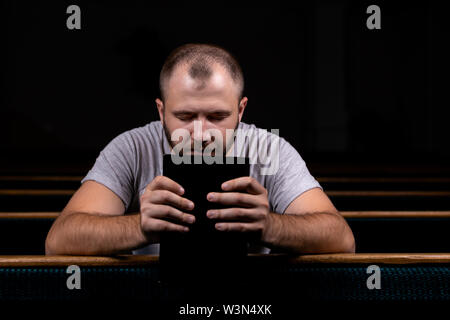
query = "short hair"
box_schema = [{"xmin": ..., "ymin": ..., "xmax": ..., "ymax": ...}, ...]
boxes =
[{"xmin": 159, "ymin": 43, "xmax": 244, "ymax": 101}]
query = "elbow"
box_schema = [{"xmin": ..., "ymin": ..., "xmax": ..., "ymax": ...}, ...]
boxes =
[
  {"xmin": 326, "ymin": 211, "xmax": 356, "ymax": 253},
  {"xmin": 343, "ymin": 234, "xmax": 356, "ymax": 253},
  {"xmin": 45, "ymin": 213, "xmax": 73, "ymax": 255},
  {"xmin": 45, "ymin": 220, "xmax": 65, "ymax": 255},
  {"xmin": 341, "ymin": 226, "xmax": 356, "ymax": 253},
  {"xmin": 325, "ymin": 232, "xmax": 355, "ymax": 254},
  {"xmin": 45, "ymin": 230, "xmax": 59, "ymax": 255},
  {"xmin": 333, "ymin": 213, "xmax": 356, "ymax": 253},
  {"xmin": 45, "ymin": 236, "xmax": 56, "ymax": 255}
]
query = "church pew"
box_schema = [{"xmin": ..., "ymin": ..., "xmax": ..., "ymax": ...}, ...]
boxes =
[{"xmin": 0, "ymin": 254, "xmax": 448, "ymax": 306}]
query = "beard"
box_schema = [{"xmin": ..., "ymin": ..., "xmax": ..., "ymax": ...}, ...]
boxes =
[{"xmin": 163, "ymin": 119, "xmax": 240, "ymax": 157}]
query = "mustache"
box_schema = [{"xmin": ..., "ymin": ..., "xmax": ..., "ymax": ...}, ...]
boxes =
[
  {"xmin": 162, "ymin": 122, "xmax": 238, "ymax": 154},
  {"xmin": 179, "ymin": 141, "xmax": 224, "ymax": 155},
  {"xmin": 186, "ymin": 140, "xmax": 215, "ymax": 150}
]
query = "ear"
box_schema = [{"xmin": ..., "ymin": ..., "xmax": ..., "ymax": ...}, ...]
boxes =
[
  {"xmin": 237, "ymin": 96, "xmax": 248, "ymax": 122},
  {"xmin": 155, "ymin": 98, "xmax": 164, "ymax": 125}
]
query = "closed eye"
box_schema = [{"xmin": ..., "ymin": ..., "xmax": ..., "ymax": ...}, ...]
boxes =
[
  {"xmin": 173, "ymin": 111, "xmax": 231, "ymax": 122},
  {"xmin": 208, "ymin": 112, "xmax": 231, "ymax": 121},
  {"xmin": 208, "ymin": 115, "xmax": 227, "ymax": 121},
  {"xmin": 177, "ymin": 115, "xmax": 195, "ymax": 121},
  {"xmin": 174, "ymin": 112, "xmax": 196, "ymax": 121}
]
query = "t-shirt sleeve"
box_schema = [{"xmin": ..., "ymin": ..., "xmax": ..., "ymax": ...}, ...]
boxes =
[
  {"xmin": 80, "ymin": 132, "xmax": 136, "ymax": 210},
  {"xmin": 270, "ymin": 138, "xmax": 322, "ymax": 214}
]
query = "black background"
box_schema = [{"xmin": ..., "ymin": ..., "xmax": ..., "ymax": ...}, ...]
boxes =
[{"xmin": 1, "ymin": 0, "xmax": 449, "ymax": 175}]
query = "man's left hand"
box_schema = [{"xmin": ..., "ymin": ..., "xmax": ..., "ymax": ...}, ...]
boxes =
[{"xmin": 206, "ymin": 177, "xmax": 271, "ymax": 236}]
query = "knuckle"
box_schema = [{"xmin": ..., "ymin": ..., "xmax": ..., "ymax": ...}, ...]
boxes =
[
  {"xmin": 159, "ymin": 190, "xmax": 170, "ymax": 202},
  {"xmin": 151, "ymin": 175, "xmax": 165, "ymax": 188},
  {"xmin": 179, "ymin": 213, "xmax": 188, "ymax": 222},
  {"xmin": 155, "ymin": 221, "xmax": 168, "ymax": 232},
  {"xmin": 161, "ymin": 206, "xmax": 171, "ymax": 216},
  {"xmin": 255, "ymin": 211, "xmax": 265, "ymax": 220},
  {"xmin": 235, "ymin": 209, "xmax": 244, "ymax": 219},
  {"xmin": 257, "ymin": 223, "xmax": 264, "ymax": 232},
  {"xmin": 238, "ymin": 194, "xmax": 248, "ymax": 205}
]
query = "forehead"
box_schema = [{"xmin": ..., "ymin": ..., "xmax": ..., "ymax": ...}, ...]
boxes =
[{"xmin": 164, "ymin": 63, "xmax": 239, "ymax": 107}]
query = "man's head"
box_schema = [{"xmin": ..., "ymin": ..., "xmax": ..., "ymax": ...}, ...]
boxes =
[{"xmin": 156, "ymin": 43, "xmax": 248, "ymax": 155}]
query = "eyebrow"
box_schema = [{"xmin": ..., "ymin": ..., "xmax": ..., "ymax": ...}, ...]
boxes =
[{"xmin": 172, "ymin": 109, "xmax": 232, "ymax": 116}]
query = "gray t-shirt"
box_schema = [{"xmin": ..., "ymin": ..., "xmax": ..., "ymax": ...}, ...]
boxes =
[{"xmin": 81, "ymin": 121, "xmax": 321, "ymax": 254}]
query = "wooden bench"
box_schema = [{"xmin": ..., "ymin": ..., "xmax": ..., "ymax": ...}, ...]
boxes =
[{"xmin": 0, "ymin": 254, "xmax": 448, "ymax": 304}]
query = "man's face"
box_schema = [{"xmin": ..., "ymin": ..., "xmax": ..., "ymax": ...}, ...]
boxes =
[{"xmin": 156, "ymin": 63, "xmax": 247, "ymax": 156}]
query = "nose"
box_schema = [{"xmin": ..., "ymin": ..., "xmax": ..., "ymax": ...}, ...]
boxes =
[{"xmin": 191, "ymin": 119, "xmax": 212, "ymax": 144}]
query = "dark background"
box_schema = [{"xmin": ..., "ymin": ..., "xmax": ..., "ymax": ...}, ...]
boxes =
[{"xmin": 1, "ymin": 0, "xmax": 449, "ymax": 176}]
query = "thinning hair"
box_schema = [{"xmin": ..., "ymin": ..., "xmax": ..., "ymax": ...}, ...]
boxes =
[{"xmin": 159, "ymin": 43, "xmax": 244, "ymax": 101}]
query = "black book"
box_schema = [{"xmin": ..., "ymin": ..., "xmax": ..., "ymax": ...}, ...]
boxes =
[{"xmin": 160, "ymin": 154, "xmax": 250, "ymax": 285}]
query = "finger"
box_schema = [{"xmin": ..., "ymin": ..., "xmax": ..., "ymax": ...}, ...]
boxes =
[
  {"xmin": 148, "ymin": 175, "xmax": 185, "ymax": 195},
  {"xmin": 214, "ymin": 222, "xmax": 261, "ymax": 232},
  {"xmin": 221, "ymin": 177, "xmax": 266, "ymax": 195},
  {"xmin": 151, "ymin": 204, "xmax": 195, "ymax": 224},
  {"xmin": 149, "ymin": 218, "xmax": 190, "ymax": 233},
  {"xmin": 206, "ymin": 208, "xmax": 256, "ymax": 222},
  {"xmin": 207, "ymin": 192, "xmax": 259, "ymax": 208},
  {"xmin": 149, "ymin": 190, "xmax": 194, "ymax": 211}
]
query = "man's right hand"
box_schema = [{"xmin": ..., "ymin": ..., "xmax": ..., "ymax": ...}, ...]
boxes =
[{"xmin": 139, "ymin": 175, "xmax": 195, "ymax": 243}]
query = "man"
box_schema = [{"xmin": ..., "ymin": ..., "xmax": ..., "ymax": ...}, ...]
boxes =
[{"xmin": 45, "ymin": 43, "xmax": 355, "ymax": 255}]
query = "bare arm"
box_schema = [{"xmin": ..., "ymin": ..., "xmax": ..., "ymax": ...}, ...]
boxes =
[
  {"xmin": 261, "ymin": 188, "xmax": 356, "ymax": 253},
  {"xmin": 206, "ymin": 178, "xmax": 355, "ymax": 254},
  {"xmin": 45, "ymin": 177, "xmax": 196, "ymax": 255},
  {"xmin": 45, "ymin": 181, "xmax": 148, "ymax": 255}
]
